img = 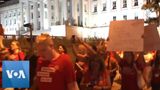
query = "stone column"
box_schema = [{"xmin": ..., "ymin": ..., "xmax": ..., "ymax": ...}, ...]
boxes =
[
  {"xmin": 40, "ymin": 0, "xmax": 44, "ymax": 30},
  {"xmin": 20, "ymin": 2, "xmax": 24, "ymax": 27},
  {"xmin": 47, "ymin": 0, "xmax": 51, "ymax": 29},
  {"xmin": 33, "ymin": 1, "xmax": 38, "ymax": 31},
  {"xmin": 26, "ymin": 0, "xmax": 30, "ymax": 23}
]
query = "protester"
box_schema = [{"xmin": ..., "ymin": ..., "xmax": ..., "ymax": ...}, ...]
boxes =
[
  {"xmin": 32, "ymin": 34, "xmax": 79, "ymax": 90},
  {"xmin": 104, "ymin": 52, "xmax": 118, "ymax": 86},
  {"xmin": 8, "ymin": 40, "xmax": 25, "ymax": 60},
  {"xmin": 72, "ymin": 36, "xmax": 111, "ymax": 90},
  {"xmin": 0, "ymin": 36, "xmax": 9, "ymax": 62},
  {"xmin": 113, "ymin": 52, "xmax": 141, "ymax": 90},
  {"xmin": 0, "ymin": 26, "xmax": 8, "ymax": 60},
  {"xmin": 0, "ymin": 36, "xmax": 5, "ymax": 88},
  {"xmin": 58, "ymin": 44, "xmax": 67, "ymax": 54},
  {"xmin": 72, "ymin": 43, "xmax": 88, "ymax": 87},
  {"xmin": 28, "ymin": 54, "xmax": 39, "ymax": 90},
  {"xmin": 0, "ymin": 36, "xmax": 4, "ymax": 50},
  {"xmin": 134, "ymin": 52, "xmax": 150, "ymax": 90},
  {"xmin": 0, "ymin": 36, "xmax": 9, "ymax": 59},
  {"xmin": 143, "ymin": 59, "xmax": 152, "ymax": 89}
]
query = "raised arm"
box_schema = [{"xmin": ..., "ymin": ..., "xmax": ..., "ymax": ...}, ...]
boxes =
[
  {"xmin": 112, "ymin": 52, "xmax": 122, "ymax": 63},
  {"xmin": 77, "ymin": 37, "xmax": 97, "ymax": 55},
  {"xmin": 71, "ymin": 44, "xmax": 79, "ymax": 57},
  {"xmin": 71, "ymin": 44, "xmax": 87, "ymax": 60}
]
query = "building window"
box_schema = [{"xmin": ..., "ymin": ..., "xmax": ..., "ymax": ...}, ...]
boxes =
[
  {"xmin": 31, "ymin": 5, "xmax": 33, "ymax": 9},
  {"xmin": 45, "ymin": 11, "xmax": 47, "ymax": 19},
  {"xmin": 123, "ymin": 0, "xmax": 127, "ymax": 8},
  {"xmin": 123, "ymin": 15, "xmax": 127, "ymax": 20},
  {"xmin": 112, "ymin": 1, "xmax": 116, "ymax": 10},
  {"xmin": 84, "ymin": 5, "xmax": 87, "ymax": 12},
  {"xmin": 38, "ymin": 11, "xmax": 40, "ymax": 18},
  {"xmin": 38, "ymin": 21, "xmax": 40, "ymax": 30},
  {"xmin": 38, "ymin": 4, "xmax": 40, "ymax": 8},
  {"xmin": 85, "ymin": 18, "xmax": 87, "ymax": 26},
  {"xmin": 93, "ymin": 5, "xmax": 97, "ymax": 13},
  {"xmin": 135, "ymin": 16, "xmax": 138, "ymax": 19},
  {"xmin": 68, "ymin": 8, "xmax": 70, "ymax": 13},
  {"xmin": 102, "ymin": 3, "xmax": 106, "ymax": 11},
  {"xmin": 44, "ymin": 4, "xmax": 47, "ymax": 8},
  {"xmin": 51, "ymin": 5, "xmax": 54, "ymax": 10},
  {"xmin": 51, "ymin": 22, "xmax": 54, "ymax": 25},
  {"xmin": 9, "ymin": 13, "xmax": 11, "ymax": 17},
  {"xmin": 18, "ymin": 12, "xmax": 20, "ymax": 15},
  {"xmin": 10, "ymin": 20, "xmax": 12, "ymax": 25},
  {"xmin": 14, "ymin": 13, "xmax": 16, "ymax": 16},
  {"xmin": 134, "ymin": 0, "xmax": 138, "ymax": 6},
  {"xmin": 14, "ymin": 19, "xmax": 16, "ymax": 24},
  {"xmin": 5, "ymin": 15, "xmax": 7, "ymax": 18},
  {"xmin": 6, "ymin": 20, "xmax": 8, "ymax": 26},
  {"xmin": 78, "ymin": 16, "xmax": 81, "ymax": 26},
  {"xmin": 77, "ymin": 4, "xmax": 79, "ymax": 12},
  {"xmin": 31, "ymin": 13, "xmax": 33, "ymax": 19},
  {"xmin": 51, "ymin": 16, "xmax": 54, "ymax": 20},
  {"xmin": 67, "ymin": 0, "xmax": 70, "ymax": 7},
  {"xmin": 113, "ymin": 16, "xmax": 116, "ymax": 20}
]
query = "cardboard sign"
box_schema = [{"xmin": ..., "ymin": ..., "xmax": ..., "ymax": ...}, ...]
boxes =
[
  {"xmin": 144, "ymin": 24, "xmax": 160, "ymax": 51},
  {"xmin": 107, "ymin": 19, "xmax": 144, "ymax": 51}
]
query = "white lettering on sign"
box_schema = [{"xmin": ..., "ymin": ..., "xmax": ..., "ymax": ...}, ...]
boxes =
[{"xmin": 6, "ymin": 70, "xmax": 26, "ymax": 79}]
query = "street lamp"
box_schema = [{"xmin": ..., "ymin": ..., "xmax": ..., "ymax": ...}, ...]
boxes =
[{"xmin": 23, "ymin": 23, "xmax": 33, "ymax": 54}]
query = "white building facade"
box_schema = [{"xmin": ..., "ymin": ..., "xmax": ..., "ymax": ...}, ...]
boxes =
[
  {"xmin": 0, "ymin": 0, "xmax": 150, "ymax": 35},
  {"xmin": 0, "ymin": 0, "xmax": 21, "ymax": 34},
  {"xmin": 79, "ymin": 0, "xmax": 148, "ymax": 27},
  {"xmin": 0, "ymin": 0, "xmax": 71, "ymax": 35}
]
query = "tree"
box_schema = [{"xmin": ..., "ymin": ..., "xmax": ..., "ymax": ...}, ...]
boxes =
[{"xmin": 142, "ymin": 0, "xmax": 160, "ymax": 25}]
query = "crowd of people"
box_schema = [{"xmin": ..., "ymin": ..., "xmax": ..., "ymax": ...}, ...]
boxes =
[{"xmin": 0, "ymin": 24, "xmax": 160, "ymax": 90}]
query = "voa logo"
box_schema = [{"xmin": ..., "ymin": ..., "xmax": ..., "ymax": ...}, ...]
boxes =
[
  {"xmin": 2, "ymin": 61, "xmax": 29, "ymax": 88},
  {"xmin": 6, "ymin": 70, "xmax": 26, "ymax": 79}
]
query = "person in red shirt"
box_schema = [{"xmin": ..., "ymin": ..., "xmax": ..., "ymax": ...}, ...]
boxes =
[
  {"xmin": 32, "ymin": 34, "xmax": 79, "ymax": 90},
  {"xmin": 58, "ymin": 44, "xmax": 68, "ymax": 54},
  {"xmin": 8, "ymin": 40, "xmax": 25, "ymax": 60}
]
